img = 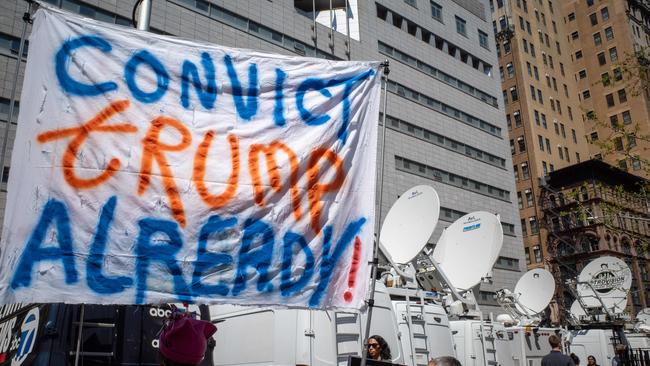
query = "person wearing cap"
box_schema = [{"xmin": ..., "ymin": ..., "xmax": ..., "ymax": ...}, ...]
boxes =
[{"xmin": 158, "ymin": 311, "xmax": 217, "ymax": 366}]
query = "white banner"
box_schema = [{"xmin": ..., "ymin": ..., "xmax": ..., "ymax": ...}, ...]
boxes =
[{"xmin": 0, "ymin": 7, "xmax": 380, "ymax": 309}]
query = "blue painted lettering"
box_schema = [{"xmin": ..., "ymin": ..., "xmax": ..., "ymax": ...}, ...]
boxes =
[
  {"xmin": 55, "ymin": 35, "xmax": 118, "ymax": 96},
  {"xmin": 280, "ymin": 231, "xmax": 314, "ymax": 297},
  {"xmin": 124, "ymin": 50, "xmax": 170, "ymax": 103},
  {"xmin": 232, "ymin": 218, "xmax": 274, "ymax": 295},
  {"xmin": 224, "ymin": 55, "xmax": 259, "ymax": 121},
  {"xmin": 181, "ymin": 52, "xmax": 218, "ymax": 110},
  {"xmin": 192, "ymin": 215, "xmax": 236, "ymax": 297}
]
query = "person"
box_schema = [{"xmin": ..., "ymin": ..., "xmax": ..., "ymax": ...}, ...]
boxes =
[
  {"xmin": 541, "ymin": 334, "xmax": 574, "ymax": 366},
  {"xmin": 428, "ymin": 356, "xmax": 463, "ymax": 366},
  {"xmin": 367, "ymin": 335, "xmax": 392, "ymax": 361},
  {"xmin": 587, "ymin": 355, "xmax": 600, "ymax": 366},
  {"xmin": 570, "ymin": 353, "xmax": 581, "ymax": 366},
  {"xmin": 158, "ymin": 309, "xmax": 218, "ymax": 366},
  {"xmin": 612, "ymin": 344, "xmax": 626, "ymax": 366}
]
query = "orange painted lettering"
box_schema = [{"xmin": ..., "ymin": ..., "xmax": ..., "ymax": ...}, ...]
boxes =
[
  {"xmin": 306, "ymin": 148, "xmax": 345, "ymax": 234},
  {"xmin": 37, "ymin": 99, "xmax": 137, "ymax": 189},
  {"xmin": 193, "ymin": 132, "xmax": 240, "ymax": 209},
  {"xmin": 138, "ymin": 116, "xmax": 192, "ymax": 227},
  {"xmin": 248, "ymin": 141, "xmax": 302, "ymax": 220}
]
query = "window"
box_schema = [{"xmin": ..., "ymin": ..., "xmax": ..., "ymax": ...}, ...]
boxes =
[
  {"xmin": 582, "ymin": 90, "xmax": 591, "ymax": 99},
  {"xmin": 609, "ymin": 47, "xmax": 618, "ymax": 62},
  {"xmin": 538, "ymin": 89, "xmax": 543, "ymax": 103},
  {"xmin": 526, "ymin": 250, "xmax": 531, "ymax": 265},
  {"xmin": 628, "ymin": 134, "xmax": 637, "ymax": 148},
  {"xmin": 590, "ymin": 13, "xmax": 598, "ymax": 26},
  {"xmin": 615, "ymin": 137, "xmax": 624, "ymax": 151},
  {"xmin": 593, "ymin": 32, "xmax": 602, "ymax": 46},
  {"xmin": 560, "ymin": 62, "xmax": 565, "ymax": 76},
  {"xmin": 431, "ymin": 1, "xmax": 442, "ymax": 21},
  {"xmin": 405, "ymin": 0, "xmax": 418, "ymax": 8},
  {"xmin": 538, "ymin": 135, "xmax": 545, "ymax": 151},
  {"xmin": 523, "ymin": 39, "xmax": 529, "ymax": 53},
  {"xmin": 579, "ymin": 70, "xmax": 587, "ymax": 79},
  {"xmin": 610, "ymin": 114, "xmax": 619, "ymax": 128},
  {"xmin": 534, "ymin": 66, "xmax": 539, "ymax": 80},
  {"xmin": 590, "ymin": 131, "xmax": 599, "ymax": 141},
  {"xmin": 526, "ymin": 190, "xmax": 533, "ymax": 207},
  {"xmin": 558, "ymin": 146, "xmax": 564, "ymax": 159},
  {"xmin": 521, "ymin": 219, "xmax": 528, "ymax": 236},
  {"xmin": 633, "ymin": 157, "xmax": 641, "ymax": 170},
  {"xmin": 618, "ymin": 159, "xmax": 628, "ymax": 170},
  {"xmin": 561, "ymin": 124, "xmax": 566, "ymax": 138},
  {"xmin": 623, "ymin": 110, "xmax": 631, "ymax": 124},
  {"xmin": 546, "ymin": 138, "xmax": 551, "ymax": 152},
  {"xmin": 572, "ymin": 129, "xmax": 577, "ymax": 143},
  {"xmin": 553, "ymin": 21, "xmax": 557, "ymax": 34},
  {"xmin": 514, "ymin": 111, "xmax": 522, "ymax": 127},
  {"xmin": 568, "ymin": 13, "xmax": 576, "ymax": 21},
  {"xmin": 456, "ymin": 16, "xmax": 467, "ymax": 36},
  {"xmin": 576, "ymin": 152, "xmax": 581, "ymax": 162},
  {"xmin": 530, "ymin": 85, "xmax": 537, "ymax": 100},
  {"xmin": 527, "ymin": 62, "xmax": 532, "ymax": 76},
  {"xmin": 618, "ymin": 88, "xmax": 627, "ymax": 103},
  {"xmin": 565, "ymin": 147, "xmax": 570, "ymax": 162},
  {"xmin": 556, "ymin": 41, "xmax": 561, "ymax": 54},
  {"xmin": 511, "ymin": 87, "xmax": 519, "ymax": 101},
  {"xmin": 479, "ymin": 30, "xmax": 489, "ymax": 49},
  {"xmin": 542, "ymin": 114, "xmax": 548, "ymax": 129},
  {"xmin": 517, "ymin": 136, "xmax": 526, "ymax": 152},
  {"xmin": 554, "ymin": 122, "xmax": 560, "ymax": 135},
  {"xmin": 518, "ymin": 192, "xmax": 523, "ymax": 209},
  {"xmin": 606, "ymin": 93, "xmax": 615, "ymax": 107},
  {"xmin": 605, "ymin": 27, "xmax": 614, "ymax": 41},
  {"xmin": 602, "ymin": 72, "xmax": 611, "ymax": 86},
  {"xmin": 530, "ymin": 44, "xmax": 536, "ymax": 57},
  {"xmin": 542, "ymin": 161, "xmax": 548, "ymax": 175},
  {"xmin": 571, "ymin": 31, "xmax": 579, "ymax": 40},
  {"xmin": 534, "ymin": 110, "xmax": 540, "ymax": 125},
  {"xmin": 613, "ymin": 67, "xmax": 622, "ymax": 81},
  {"xmin": 601, "ymin": 7, "xmax": 609, "ymax": 21},
  {"xmin": 598, "ymin": 52, "xmax": 606, "ymax": 65},
  {"xmin": 507, "ymin": 63, "xmax": 515, "ymax": 78},
  {"xmin": 504, "ymin": 40, "xmax": 511, "ymax": 53},
  {"xmin": 549, "ymin": 1, "xmax": 554, "ymax": 13},
  {"xmin": 522, "ymin": 162, "xmax": 530, "ymax": 179},
  {"xmin": 575, "ymin": 50, "xmax": 583, "ymax": 59},
  {"xmin": 514, "ymin": 165, "xmax": 519, "ymax": 181},
  {"xmin": 506, "ymin": 114, "xmax": 512, "ymax": 130},
  {"xmin": 530, "ymin": 217, "xmax": 539, "ymax": 235},
  {"xmin": 587, "ymin": 0, "xmax": 594, "ymax": 6},
  {"xmin": 526, "ymin": 21, "xmax": 531, "ymax": 34},
  {"xmin": 519, "ymin": 16, "xmax": 525, "ymax": 30}
]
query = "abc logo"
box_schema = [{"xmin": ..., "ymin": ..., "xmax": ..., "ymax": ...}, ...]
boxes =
[{"xmin": 149, "ymin": 307, "xmax": 171, "ymax": 318}]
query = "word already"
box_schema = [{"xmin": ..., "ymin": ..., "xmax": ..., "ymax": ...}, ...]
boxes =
[
  {"xmin": 55, "ymin": 35, "xmax": 374, "ymax": 142},
  {"xmin": 10, "ymin": 196, "xmax": 366, "ymax": 307},
  {"xmin": 37, "ymin": 100, "xmax": 344, "ymax": 233}
]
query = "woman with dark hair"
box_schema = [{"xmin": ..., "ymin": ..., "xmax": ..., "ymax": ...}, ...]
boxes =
[
  {"xmin": 367, "ymin": 335, "xmax": 392, "ymax": 361},
  {"xmin": 587, "ymin": 355, "xmax": 600, "ymax": 366},
  {"xmin": 570, "ymin": 353, "xmax": 581, "ymax": 366}
]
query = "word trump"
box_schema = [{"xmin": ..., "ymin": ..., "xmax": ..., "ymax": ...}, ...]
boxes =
[{"xmin": 36, "ymin": 99, "xmax": 345, "ymax": 233}]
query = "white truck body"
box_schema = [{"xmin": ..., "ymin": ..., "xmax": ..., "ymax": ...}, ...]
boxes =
[
  {"xmin": 450, "ymin": 320, "xmax": 515, "ymax": 366},
  {"xmin": 568, "ymin": 329, "xmax": 616, "ymax": 366},
  {"xmin": 208, "ymin": 282, "xmax": 457, "ymax": 365}
]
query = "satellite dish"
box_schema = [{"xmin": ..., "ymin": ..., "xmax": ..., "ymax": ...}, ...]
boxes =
[
  {"xmin": 577, "ymin": 256, "xmax": 632, "ymax": 314},
  {"xmin": 637, "ymin": 308, "xmax": 650, "ymax": 325},
  {"xmin": 380, "ymin": 185, "xmax": 440, "ymax": 265},
  {"xmin": 496, "ymin": 313, "xmax": 516, "ymax": 326},
  {"xmin": 432, "ymin": 212, "xmax": 503, "ymax": 291},
  {"xmin": 570, "ymin": 300, "xmax": 587, "ymax": 319},
  {"xmin": 514, "ymin": 268, "xmax": 555, "ymax": 316}
]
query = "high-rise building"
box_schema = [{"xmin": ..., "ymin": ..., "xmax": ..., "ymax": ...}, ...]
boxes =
[
  {"xmin": 563, "ymin": 0, "xmax": 650, "ymax": 177},
  {"xmin": 0, "ymin": 0, "xmax": 524, "ymax": 313},
  {"xmin": 490, "ymin": 0, "xmax": 591, "ymax": 272}
]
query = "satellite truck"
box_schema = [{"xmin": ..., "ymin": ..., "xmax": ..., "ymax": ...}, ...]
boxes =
[{"xmin": 564, "ymin": 255, "xmax": 650, "ymax": 366}]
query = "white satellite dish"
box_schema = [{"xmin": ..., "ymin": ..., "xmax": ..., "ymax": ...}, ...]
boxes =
[
  {"xmin": 380, "ymin": 185, "xmax": 440, "ymax": 265},
  {"xmin": 577, "ymin": 256, "xmax": 632, "ymax": 314},
  {"xmin": 637, "ymin": 308, "xmax": 650, "ymax": 325},
  {"xmin": 514, "ymin": 268, "xmax": 555, "ymax": 316},
  {"xmin": 432, "ymin": 212, "xmax": 503, "ymax": 291},
  {"xmin": 570, "ymin": 300, "xmax": 587, "ymax": 319}
]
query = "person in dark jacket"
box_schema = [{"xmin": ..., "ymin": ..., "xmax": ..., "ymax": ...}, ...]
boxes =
[
  {"xmin": 542, "ymin": 335, "xmax": 575, "ymax": 366},
  {"xmin": 571, "ymin": 353, "xmax": 581, "ymax": 366}
]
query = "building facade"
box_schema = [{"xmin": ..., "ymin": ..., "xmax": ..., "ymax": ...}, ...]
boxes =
[
  {"xmin": 564, "ymin": 0, "xmax": 650, "ymax": 177},
  {"xmin": 540, "ymin": 160, "xmax": 650, "ymax": 324},
  {"xmin": 0, "ymin": 0, "xmax": 524, "ymax": 312},
  {"xmin": 489, "ymin": 0, "xmax": 591, "ymax": 272}
]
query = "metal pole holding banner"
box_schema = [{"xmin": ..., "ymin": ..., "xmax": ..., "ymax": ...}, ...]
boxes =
[
  {"xmin": 0, "ymin": 0, "xmax": 33, "ymax": 190},
  {"xmin": 360, "ymin": 60, "xmax": 389, "ymax": 366},
  {"xmin": 74, "ymin": 304, "xmax": 85, "ymax": 366},
  {"xmin": 136, "ymin": 0, "xmax": 152, "ymax": 31}
]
